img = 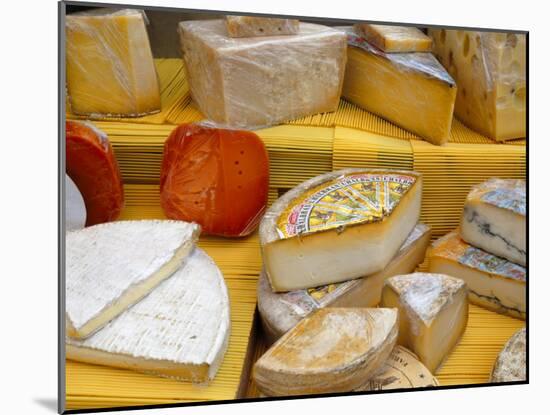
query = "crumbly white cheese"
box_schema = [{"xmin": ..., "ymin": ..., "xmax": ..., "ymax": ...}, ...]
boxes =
[
  {"xmin": 490, "ymin": 328, "xmax": 526, "ymax": 382},
  {"xmin": 65, "ymin": 174, "xmax": 86, "ymax": 231}
]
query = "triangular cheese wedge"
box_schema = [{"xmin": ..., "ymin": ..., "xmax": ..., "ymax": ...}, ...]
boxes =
[{"xmin": 66, "ymin": 220, "xmax": 200, "ymax": 339}]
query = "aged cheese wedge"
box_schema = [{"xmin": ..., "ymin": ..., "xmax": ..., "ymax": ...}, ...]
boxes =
[
  {"xmin": 65, "ymin": 174, "xmax": 86, "ymax": 231},
  {"xmin": 354, "ymin": 24, "xmax": 432, "ymax": 52},
  {"xmin": 253, "ymin": 308, "xmax": 398, "ymax": 396},
  {"xmin": 428, "ymin": 230, "xmax": 525, "ymax": 319},
  {"xmin": 258, "ymin": 224, "xmax": 431, "ymax": 343},
  {"xmin": 381, "ymin": 273, "xmax": 469, "ymax": 373},
  {"xmin": 66, "ymin": 9, "xmax": 161, "ymax": 117},
  {"xmin": 490, "ymin": 328, "xmax": 526, "ymax": 382},
  {"xmin": 429, "ymin": 29, "xmax": 526, "ymax": 141},
  {"xmin": 460, "ymin": 179, "xmax": 526, "ymax": 266},
  {"xmin": 225, "ymin": 15, "xmax": 299, "ymax": 37},
  {"xmin": 342, "ymin": 29, "xmax": 456, "ymax": 145},
  {"xmin": 260, "ymin": 169, "xmax": 422, "ymax": 292},
  {"xmin": 66, "ymin": 220, "xmax": 200, "ymax": 339},
  {"xmin": 67, "ymin": 248, "xmax": 230, "ymax": 382},
  {"xmin": 178, "ymin": 20, "xmax": 346, "ymax": 129}
]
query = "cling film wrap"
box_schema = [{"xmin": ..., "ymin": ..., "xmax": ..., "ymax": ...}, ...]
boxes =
[
  {"xmin": 178, "ymin": 19, "xmax": 347, "ymax": 130},
  {"xmin": 225, "ymin": 16, "xmax": 300, "ymax": 38},
  {"xmin": 466, "ymin": 178, "xmax": 526, "ymax": 216},
  {"xmin": 66, "ymin": 8, "xmax": 161, "ymax": 117}
]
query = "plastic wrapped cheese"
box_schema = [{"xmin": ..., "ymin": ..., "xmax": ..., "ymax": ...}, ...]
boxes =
[
  {"xmin": 178, "ymin": 20, "xmax": 347, "ymax": 129},
  {"xmin": 225, "ymin": 16, "xmax": 299, "ymax": 37}
]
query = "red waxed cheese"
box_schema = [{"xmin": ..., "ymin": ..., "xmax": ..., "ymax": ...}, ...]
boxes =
[
  {"xmin": 160, "ymin": 124, "xmax": 269, "ymax": 237},
  {"xmin": 66, "ymin": 121, "xmax": 124, "ymax": 226}
]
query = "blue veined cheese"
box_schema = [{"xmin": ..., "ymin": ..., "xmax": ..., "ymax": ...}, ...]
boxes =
[
  {"xmin": 66, "ymin": 248, "xmax": 230, "ymax": 382},
  {"xmin": 490, "ymin": 328, "xmax": 526, "ymax": 382},
  {"xmin": 460, "ymin": 179, "xmax": 526, "ymax": 266},
  {"xmin": 66, "ymin": 220, "xmax": 200, "ymax": 339},
  {"xmin": 65, "ymin": 174, "xmax": 86, "ymax": 231}
]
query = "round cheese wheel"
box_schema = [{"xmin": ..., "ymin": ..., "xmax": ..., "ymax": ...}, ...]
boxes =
[{"xmin": 65, "ymin": 174, "xmax": 86, "ymax": 231}]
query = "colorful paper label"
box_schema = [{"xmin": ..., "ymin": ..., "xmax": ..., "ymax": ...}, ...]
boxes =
[{"xmin": 481, "ymin": 188, "xmax": 526, "ymax": 216}]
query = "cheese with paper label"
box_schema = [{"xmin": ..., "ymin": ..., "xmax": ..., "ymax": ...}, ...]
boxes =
[
  {"xmin": 354, "ymin": 24, "xmax": 432, "ymax": 52},
  {"xmin": 490, "ymin": 328, "xmax": 526, "ymax": 382},
  {"xmin": 225, "ymin": 15, "xmax": 299, "ymax": 37}
]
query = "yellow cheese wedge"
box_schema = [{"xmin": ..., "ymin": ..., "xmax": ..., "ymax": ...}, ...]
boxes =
[
  {"xmin": 225, "ymin": 15, "xmax": 299, "ymax": 37},
  {"xmin": 354, "ymin": 24, "xmax": 432, "ymax": 52}
]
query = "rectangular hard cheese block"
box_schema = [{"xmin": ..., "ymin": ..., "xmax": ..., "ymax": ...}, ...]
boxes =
[
  {"xmin": 66, "ymin": 9, "xmax": 161, "ymax": 117},
  {"xmin": 178, "ymin": 20, "xmax": 347, "ymax": 129},
  {"xmin": 67, "ymin": 248, "xmax": 231, "ymax": 382},
  {"xmin": 428, "ymin": 230, "xmax": 525, "ymax": 319},
  {"xmin": 342, "ymin": 29, "xmax": 456, "ymax": 145},
  {"xmin": 429, "ymin": 29, "xmax": 526, "ymax": 140},
  {"xmin": 460, "ymin": 179, "xmax": 526, "ymax": 265},
  {"xmin": 354, "ymin": 24, "xmax": 432, "ymax": 52},
  {"xmin": 66, "ymin": 220, "xmax": 200, "ymax": 339},
  {"xmin": 225, "ymin": 15, "xmax": 299, "ymax": 37},
  {"xmin": 259, "ymin": 169, "xmax": 422, "ymax": 292},
  {"xmin": 381, "ymin": 273, "xmax": 469, "ymax": 373}
]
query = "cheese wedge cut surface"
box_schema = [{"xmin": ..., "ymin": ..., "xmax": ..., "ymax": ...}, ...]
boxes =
[
  {"xmin": 65, "ymin": 174, "xmax": 86, "ymax": 231},
  {"xmin": 381, "ymin": 273, "xmax": 468, "ymax": 373},
  {"xmin": 253, "ymin": 308, "xmax": 398, "ymax": 396},
  {"xmin": 260, "ymin": 168, "xmax": 422, "ymax": 292},
  {"xmin": 428, "ymin": 230, "xmax": 525, "ymax": 319},
  {"xmin": 258, "ymin": 224, "xmax": 431, "ymax": 343},
  {"xmin": 460, "ymin": 179, "xmax": 526, "ymax": 266},
  {"xmin": 225, "ymin": 16, "xmax": 299, "ymax": 37},
  {"xmin": 67, "ymin": 248, "xmax": 230, "ymax": 382},
  {"xmin": 354, "ymin": 24, "xmax": 432, "ymax": 52},
  {"xmin": 490, "ymin": 327, "xmax": 526, "ymax": 382},
  {"xmin": 66, "ymin": 220, "xmax": 200, "ymax": 339}
]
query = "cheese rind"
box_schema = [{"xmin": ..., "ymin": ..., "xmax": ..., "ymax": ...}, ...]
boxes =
[
  {"xmin": 178, "ymin": 20, "xmax": 347, "ymax": 129},
  {"xmin": 342, "ymin": 29, "xmax": 456, "ymax": 145},
  {"xmin": 253, "ymin": 308, "xmax": 398, "ymax": 396},
  {"xmin": 381, "ymin": 273, "xmax": 469, "ymax": 373},
  {"xmin": 65, "ymin": 174, "xmax": 86, "ymax": 231},
  {"xmin": 66, "ymin": 220, "xmax": 200, "ymax": 339},
  {"xmin": 354, "ymin": 24, "xmax": 432, "ymax": 52},
  {"xmin": 260, "ymin": 169, "xmax": 422, "ymax": 292},
  {"xmin": 460, "ymin": 179, "xmax": 526, "ymax": 265},
  {"xmin": 428, "ymin": 230, "xmax": 525, "ymax": 319},
  {"xmin": 258, "ymin": 224, "xmax": 431, "ymax": 343},
  {"xmin": 66, "ymin": 9, "xmax": 161, "ymax": 117},
  {"xmin": 225, "ymin": 16, "xmax": 299, "ymax": 37},
  {"xmin": 490, "ymin": 328, "xmax": 526, "ymax": 382},
  {"xmin": 67, "ymin": 248, "xmax": 230, "ymax": 382}
]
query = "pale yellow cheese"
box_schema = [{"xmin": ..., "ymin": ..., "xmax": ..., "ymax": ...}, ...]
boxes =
[
  {"xmin": 354, "ymin": 24, "xmax": 432, "ymax": 52},
  {"xmin": 225, "ymin": 16, "xmax": 299, "ymax": 37}
]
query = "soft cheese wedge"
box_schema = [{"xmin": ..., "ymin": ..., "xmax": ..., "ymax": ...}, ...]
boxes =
[
  {"xmin": 258, "ymin": 224, "xmax": 431, "ymax": 343},
  {"xmin": 225, "ymin": 15, "xmax": 299, "ymax": 37},
  {"xmin": 260, "ymin": 169, "xmax": 422, "ymax": 292},
  {"xmin": 66, "ymin": 220, "xmax": 200, "ymax": 339},
  {"xmin": 253, "ymin": 308, "xmax": 398, "ymax": 396},
  {"xmin": 460, "ymin": 179, "xmax": 526, "ymax": 266},
  {"xmin": 428, "ymin": 230, "xmax": 525, "ymax": 319},
  {"xmin": 490, "ymin": 328, "xmax": 526, "ymax": 383},
  {"xmin": 381, "ymin": 273, "xmax": 469, "ymax": 373},
  {"xmin": 354, "ymin": 24, "xmax": 432, "ymax": 52},
  {"xmin": 67, "ymin": 248, "xmax": 230, "ymax": 382}
]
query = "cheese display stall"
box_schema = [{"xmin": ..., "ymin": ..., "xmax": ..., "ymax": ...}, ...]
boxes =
[{"xmin": 63, "ymin": 8, "xmax": 527, "ymax": 411}]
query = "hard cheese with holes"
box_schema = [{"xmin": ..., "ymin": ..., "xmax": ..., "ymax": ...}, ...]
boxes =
[{"xmin": 225, "ymin": 16, "xmax": 299, "ymax": 37}]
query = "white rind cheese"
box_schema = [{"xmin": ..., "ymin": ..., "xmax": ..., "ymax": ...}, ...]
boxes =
[
  {"xmin": 490, "ymin": 327, "xmax": 526, "ymax": 383},
  {"xmin": 65, "ymin": 174, "xmax": 86, "ymax": 231},
  {"xmin": 66, "ymin": 220, "xmax": 200, "ymax": 339},
  {"xmin": 253, "ymin": 308, "xmax": 398, "ymax": 396},
  {"xmin": 67, "ymin": 248, "xmax": 230, "ymax": 382},
  {"xmin": 258, "ymin": 224, "xmax": 431, "ymax": 343},
  {"xmin": 460, "ymin": 179, "xmax": 526, "ymax": 266}
]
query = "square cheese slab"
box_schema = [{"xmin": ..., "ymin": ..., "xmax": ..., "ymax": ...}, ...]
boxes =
[{"xmin": 354, "ymin": 24, "xmax": 432, "ymax": 52}]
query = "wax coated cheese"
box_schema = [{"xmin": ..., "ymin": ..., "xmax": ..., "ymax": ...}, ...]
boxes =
[
  {"xmin": 354, "ymin": 24, "xmax": 432, "ymax": 52},
  {"xmin": 430, "ymin": 29, "xmax": 526, "ymax": 141},
  {"xmin": 460, "ymin": 179, "xmax": 526, "ymax": 266},
  {"xmin": 260, "ymin": 169, "xmax": 422, "ymax": 292},
  {"xmin": 65, "ymin": 175, "xmax": 86, "ymax": 231},
  {"xmin": 342, "ymin": 29, "xmax": 456, "ymax": 145},
  {"xmin": 490, "ymin": 328, "xmax": 526, "ymax": 383},
  {"xmin": 253, "ymin": 308, "xmax": 398, "ymax": 396},
  {"xmin": 66, "ymin": 220, "xmax": 200, "ymax": 339},
  {"xmin": 66, "ymin": 9, "xmax": 161, "ymax": 117},
  {"xmin": 258, "ymin": 224, "xmax": 431, "ymax": 343},
  {"xmin": 381, "ymin": 273, "xmax": 469, "ymax": 373},
  {"xmin": 428, "ymin": 230, "xmax": 525, "ymax": 319},
  {"xmin": 67, "ymin": 248, "xmax": 230, "ymax": 382},
  {"xmin": 178, "ymin": 20, "xmax": 346, "ymax": 129},
  {"xmin": 225, "ymin": 15, "xmax": 299, "ymax": 37}
]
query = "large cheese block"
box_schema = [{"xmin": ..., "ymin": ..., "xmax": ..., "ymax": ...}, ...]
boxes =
[
  {"xmin": 65, "ymin": 174, "xmax": 86, "ymax": 231},
  {"xmin": 460, "ymin": 179, "xmax": 526, "ymax": 266},
  {"xmin": 253, "ymin": 308, "xmax": 398, "ymax": 396},
  {"xmin": 66, "ymin": 9, "xmax": 161, "ymax": 117},
  {"xmin": 429, "ymin": 29, "xmax": 526, "ymax": 141},
  {"xmin": 258, "ymin": 224, "xmax": 431, "ymax": 343},
  {"xmin": 381, "ymin": 273, "xmax": 469, "ymax": 373},
  {"xmin": 260, "ymin": 169, "xmax": 422, "ymax": 292},
  {"xmin": 66, "ymin": 220, "xmax": 200, "ymax": 339},
  {"xmin": 354, "ymin": 24, "xmax": 432, "ymax": 52},
  {"xmin": 225, "ymin": 15, "xmax": 299, "ymax": 37},
  {"xmin": 342, "ymin": 29, "xmax": 456, "ymax": 145},
  {"xmin": 178, "ymin": 20, "xmax": 347, "ymax": 129},
  {"xmin": 67, "ymin": 248, "xmax": 230, "ymax": 382},
  {"xmin": 490, "ymin": 328, "xmax": 526, "ymax": 382},
  {"xmin": 428, "ymin": 230, "xmax": 525, "ymax": 319}
]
